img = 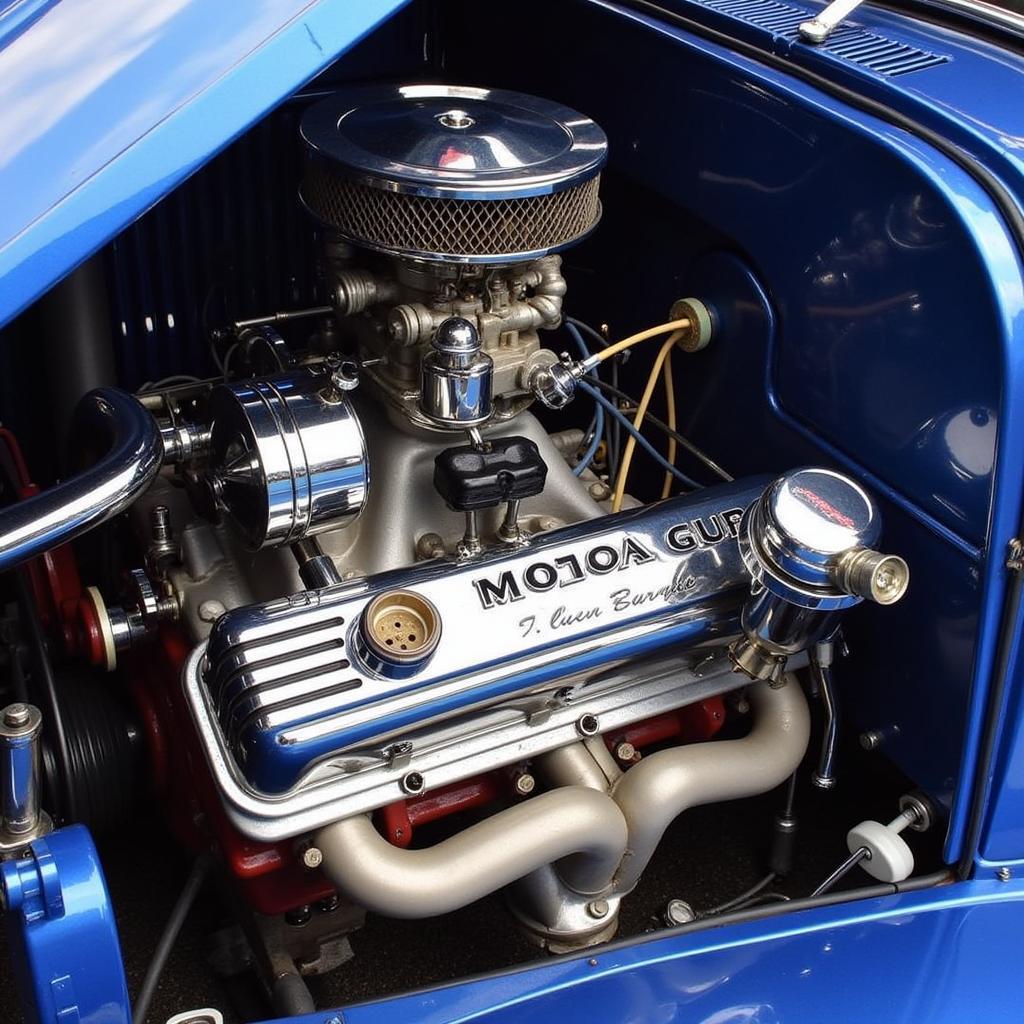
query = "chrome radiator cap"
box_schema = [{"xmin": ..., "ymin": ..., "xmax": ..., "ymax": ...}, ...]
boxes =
[{"xmin": 299, "ymin": 83, "xmax": 606, "ymax": 263}]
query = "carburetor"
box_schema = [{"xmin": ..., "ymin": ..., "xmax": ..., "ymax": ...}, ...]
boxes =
[{"xmin": 299, "ymin": 83, "xmax": 607, "ymax": 428}]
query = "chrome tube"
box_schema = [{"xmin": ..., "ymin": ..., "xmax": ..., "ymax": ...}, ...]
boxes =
[
  {"xmin": 315, "ymin": 787, "xmax": 627, "ymax": 918},
  {"xmin": 611, "ymin": 677, "xmax": 810, "ymax": 893},
  {"xmin": 811, "ymin": 645, "xmax": 840, "ymax": 789},
  {"xmin": 0, "ymin": 703, "xmax": 42, "ymax": 837},
  {"xmin": 0, "ymin": 388, "xmax": 163, "ymax": 572}
]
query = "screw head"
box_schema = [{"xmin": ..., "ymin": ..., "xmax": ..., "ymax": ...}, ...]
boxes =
[
  {"xmin": 401, "ymin": 771, "xmax": 425, "ymax": 795},
  {"xmin": 615, "ymin": 742, "xmax": 637, "ymax": 762},
  {"xmin": 514, "ymin": 773, "xmax": 536, "ymax": 796},
  {"xmin": 3, "ymin": 704, "xmax": 30, "ymax": 728},
  {"xmin": 587, "ymin": 899, "xmax": 610, "ymax": 919},
  {"xmin": 302, "ymin": 846, "xmax": 323, "ymax": 869},
  {"xmin": 285, "ymin": 905, "xmax": 312, "ymax": 927},
  {"xmin": 664, "ymin": 898, "xmax": 696, "ymax": 926},
  {"xmin": 198, "ymin": 599, "xmax": 226, "ymax": 624}
]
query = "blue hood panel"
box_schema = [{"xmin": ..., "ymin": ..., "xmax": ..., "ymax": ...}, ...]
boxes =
[{"xmin": 0, "ymin": 0, "xmax": 408, "ymax": 328}]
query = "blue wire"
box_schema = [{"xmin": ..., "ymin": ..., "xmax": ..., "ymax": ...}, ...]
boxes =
[
  {"xmin": 577, "ymin": 380, "xmax": 701, "ymax": 490},
  {"xmin": 564, "ymin": 321, "xmax": 594, "ymax": 363},
  {"xmin": 564, "ymin": 320, "xmax": 605, "ymax": 476},
  {"xmin": 573, "ymin": 400, "xmax": 604, "ymax": 476},
  {"xmin": 566, "ymin": 317, "xmax": 609, "ymax": 352}
]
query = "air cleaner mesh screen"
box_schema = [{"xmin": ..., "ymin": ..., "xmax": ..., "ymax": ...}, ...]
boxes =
[{"xmin": 301, "ymin": 163, "xmax": 601, "ymax": 262}]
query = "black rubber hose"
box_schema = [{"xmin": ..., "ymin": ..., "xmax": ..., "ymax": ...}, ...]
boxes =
[
  {"xmin": 133, "ymin": 854, "xmax": 215, "ymax": 1024},
  {"xmin": 13, "ymin": 568, "xmax": 76, "ymax": 822},
  {"xmin": 700, "ymin": 872, "xmax": 777, "ymax": 917}
]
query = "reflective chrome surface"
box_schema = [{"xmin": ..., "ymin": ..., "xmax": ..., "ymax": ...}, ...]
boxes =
[
  {"xmin": 746, "ymin": 467, "xmax": 881, "ymax": 607},
  {"xmin": 0, "ymin": 704, "xmax": 43, "ymax": 844},
  {"xmin": 0, "ymin": 388, "xmax": 163, "ymax": 572},
  {"xmin": 208, "ymin": 366, "xmax": 368, "ymax": 550},
  {"xmin": 419, "ymin": 317, "xmax": 493, "ymax": 427},
  {"xmin": 732, "ymin": 468, "xmax": 909, "ymax": 680},
  {"xmin": 184, "ymin": 478, "xmax": 766, "ymax": 811},
  {"xmin": 300, "ymin": 84, "xmax": 607, "ymax": 199},
  {"xmin": 184, "ymin": 645, "xmax": 769, "ymax": 843}
]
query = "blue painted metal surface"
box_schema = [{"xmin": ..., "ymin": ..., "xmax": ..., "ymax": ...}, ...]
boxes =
[
  {"xmin": 285, "ymin": 880, "xmax": 1024, "ymax": 1023},
  {"xmin": 445, "ymin": 0, "xmax": 1024, "ymax": 861},
  {"xmin": 0, "ymin": 0, "xmax": 409, "ymax": 329},
  {"xmin": 1, "ymin": 825, "xmax": 129, "ymax": 1024}
]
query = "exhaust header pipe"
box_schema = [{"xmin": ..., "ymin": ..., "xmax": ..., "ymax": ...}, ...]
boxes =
[{"xmin": 0, "ymin": 388, "xmax": 162, "ymax": 571}]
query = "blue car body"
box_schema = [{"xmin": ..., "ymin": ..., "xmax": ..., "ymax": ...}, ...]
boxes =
[{"xmin": 4, "ymin": 0, "xmax": 1024, "ymax": 1020}]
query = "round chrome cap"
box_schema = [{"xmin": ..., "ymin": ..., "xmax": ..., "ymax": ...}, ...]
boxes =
[
  {"xmin": 299, "ymin": 84, "xmax": 606, "ymax": 263},
  {"xmin": 741, "ymin": 468, "xmax": 883, "ymax": 608},
  {"xmin": 300, "ymin": 84, "xmax": 607, "ymax": 199}
]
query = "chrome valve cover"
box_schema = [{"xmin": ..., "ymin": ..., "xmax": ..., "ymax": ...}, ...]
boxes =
[{"xmin": 185, "ymin": 478, "xmax": 766, "ymax": 811}]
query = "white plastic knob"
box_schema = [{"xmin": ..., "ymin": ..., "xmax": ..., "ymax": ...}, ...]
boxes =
[{"xmin": 847, "ymin": 820, "xmax": 915, "ymax": 882}]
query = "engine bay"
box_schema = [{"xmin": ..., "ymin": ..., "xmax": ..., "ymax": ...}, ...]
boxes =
[{"xmin": 2, "ymin": 0, "xmax": 1015, "ymax": 1017}]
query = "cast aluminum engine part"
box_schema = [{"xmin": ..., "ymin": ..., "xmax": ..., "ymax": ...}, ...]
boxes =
[
  {"xmin": 207, "ymin": 366, "xmax": 369, "ymax": 550},
  {"xmin": 299, "ymin": 84, "xmax": 607, "ymax": 263}
]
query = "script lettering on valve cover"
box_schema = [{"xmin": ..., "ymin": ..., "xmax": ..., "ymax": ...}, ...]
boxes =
[{"xmin": 471, "ymin": 508, "xmax": 746, "ymax": 611}]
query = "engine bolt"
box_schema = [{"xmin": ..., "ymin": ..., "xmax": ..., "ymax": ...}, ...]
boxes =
[
  {"xmin": 150, "ymin": 505, "xmax": 172, "ymax": 540},
  {"xmin": 615, "ymin": 741, "xmax": 637, "ymax": 763},
  {"xmin": 587, "ymin": 899, "xmax": 610, "ymax": 919},
  {"xmin": 588, "ymin": 481, "xmax": 611, "ymax": 501},
  {"xmin": 302, "ymin": 846, "xmax": 323, "ymax": 870},
  {"xmin": 3, "ymin": 704, "xmax": 30, "ymax": 728},
  {"xmin": 576, "ymin": 714, "xmax": 600, "ymax": 737},
  {"xmin": 514, "ymin": 772, "xmax": 536, "ymax": 797},
  {"xmin": 860, "ymin": 730, "xmax": 884, "ymax": 751},
  {"xmin": 664, "ymin": 899, "xmax": 696, "ymax": 926},
  {"xmin": 198, "ymin": 599, "xmax": 226, "ymax": 623},
  {"xmin": 285, "ymin": 905, "xmax": 312, "ymax": 927},
  {"xmin": 401, "ymin": 771, "xmax": 425, "ymax": 795},
  {"xmin": 998, "ymin": 866, "xmax": 1012, "ymax": 882},
  {"xmin": 317, "ymin": 894, "xmax": 340, "ymax": 913},
  {"xmin": 416, "ymin": 533, "xmax": 446, "ymax": 560}
]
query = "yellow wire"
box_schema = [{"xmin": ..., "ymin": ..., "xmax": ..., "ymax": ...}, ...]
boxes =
[
  {"xmin": 661, "ymin": 348, "xmax": 677, "ymax": 499},
  {"xmin": 610, "ymin": 330, "xmax": 685, "ymax": 513},
  {"xmin": 590, "ymin": 318, "xmax": 691, "ymax": 365}
]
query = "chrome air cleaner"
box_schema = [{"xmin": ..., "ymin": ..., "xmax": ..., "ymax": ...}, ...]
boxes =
[{"xmin": 299, "ymin": 84, "xmax": 607, "ymax": 263}]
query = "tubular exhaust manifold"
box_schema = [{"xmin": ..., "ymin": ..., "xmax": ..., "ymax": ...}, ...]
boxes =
[{"xmin": 313, "ymin": 679, "xmax": 810, "ymax": 942}]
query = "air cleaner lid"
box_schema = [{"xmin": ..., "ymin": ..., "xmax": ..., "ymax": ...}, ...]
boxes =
[{"xmin": 300, "ymin": 84, "xmax": 607, "ymax": 200}]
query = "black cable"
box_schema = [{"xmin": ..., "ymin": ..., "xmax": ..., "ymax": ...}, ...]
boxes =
[
  {"xmin": 587, "ymin": 376, "xmax": 733, "ymax": 482},
  {"xmin": 700, "ymin": 872, "xmax": 776, "ymax": 917},
  {"xmin": 13, "ymin": 569, "xmax": 76, "ymax": 822},
  {"xmin": 133, "ymin": 854, "xmax": 214, "ymax": 1024},
  {"xmin": 9, "ymin": 644, "xmax": 28, "ymax": 703}
]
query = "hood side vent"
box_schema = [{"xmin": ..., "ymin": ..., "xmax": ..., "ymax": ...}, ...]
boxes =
[{"xmin": 698, "ymin": 0, "xmax": 950, "ymax": 76}]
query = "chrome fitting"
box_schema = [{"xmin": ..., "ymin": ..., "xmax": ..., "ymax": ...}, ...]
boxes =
[
  {"xmin": 730, "ymin": 468, "xmax": 909, "ymax": 681},
  {"xmin": 420, "ymin": 317, "xmax": 494, "ymax": 428},
  {"xmin": 529, "ymin": 356, "xmax": 584, "ymax": 410}
]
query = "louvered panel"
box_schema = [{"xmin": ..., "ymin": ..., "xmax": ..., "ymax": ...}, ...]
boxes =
[{"xmin": 696, "ymin": 0, "xmax": 951, "ymax": 76}]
